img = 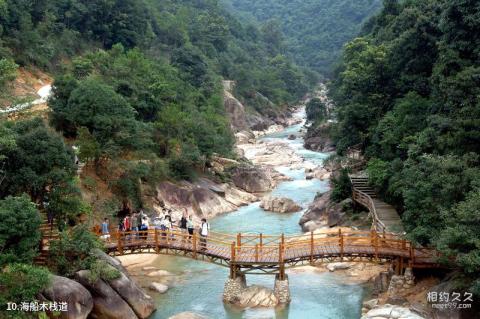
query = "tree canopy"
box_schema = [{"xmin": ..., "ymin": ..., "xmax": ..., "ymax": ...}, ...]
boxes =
[{"xmin": 329, "ymin": 0, "xmax": 480, "ymax": 294}]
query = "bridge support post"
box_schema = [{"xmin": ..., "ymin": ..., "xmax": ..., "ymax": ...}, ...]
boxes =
[
  {"xmin": 223, "ymin": 274, "xmax": 246, "ymax": 303},
  {"xmin": 274, "ymin": 274, "xmax": 291, "ymax": 304}
]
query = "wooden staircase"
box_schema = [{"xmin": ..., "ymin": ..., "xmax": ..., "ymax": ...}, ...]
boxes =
[
  {"xmin": 34, "ymin": 213, "xmax": 60, "ymax": 266},
  {"xmin": 350, "ymin": 177, "xmax": 377, "ymax": 197},
  {"xmin": 350, "ymin": 176, "xmax": 405, "ymax": 234}
]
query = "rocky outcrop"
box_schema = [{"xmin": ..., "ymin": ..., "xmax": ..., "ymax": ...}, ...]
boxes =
[
  {"xmin": 75, "ymin": 270, "xmax": 139, "ymax": 319},
  {"xmin": 260, "ymin": 196, "xmax": 302, "ymax": 213},
  {"xmin": 299, "ymin": 191, "xmax": 352, "ymax": 231},
  {"xmin": 304, "ymin": 123, "xmax": 335, "ymax": 152},
  {"xmin": 361, "ymin": 305, "xmax": 425, "ymax": 319},
  {"xmin": 41, "ymin": 275, "xmax": 93, "ymax": 319},
  {"xmin": 229, "ymin": 165, "xmax": 273, "ymax": 193},
  {"xmin": 224, "ymin": 86, "xmax": 249, "ymax": 132},
  {"xmin": 92, "ymin": 249, "xmax": 156, "ymax": 318},
  {"xmin": 105, "ymin": 271, "xmax": 155, "ymax": 318},
  {"xmin": 305, "ymin": 167, "xmax": 331, "ymax": 180},
  {"xmin": 156, "ymin": 178, "xmax": 257, "ymax": 219}
]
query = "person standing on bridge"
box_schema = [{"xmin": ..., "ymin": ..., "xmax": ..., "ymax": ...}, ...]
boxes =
[
  {"xmin": 199, "ymin": 218, "xmax": 210, "ymax": 251},
  {"xmin": 101, "ymin": 218, "xmax": 111, "ymax": 242},
  {"xmin": 179, "ymin": 209, "xmax": 188, "ymax": 243},
  {"xmin": 187, "ymin": 215, "xmax": 194, "ymax": 242}
]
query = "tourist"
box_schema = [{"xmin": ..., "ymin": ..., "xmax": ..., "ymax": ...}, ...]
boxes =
[
  {"xmin": 161, "ymin": 215, "xmax": 172, "ymax": 241},
  {"xmin": 200, "ymin": 218, "xmax": 209, "ymax": 250},
  {"xmin": 131, "ymin": 212, "xmax": 139, "ymax": 239},
  {"xmin": 123, "ymin": 215, "xmax": 130, "ymax": 232},
  {"xmin": 140, "ymin": 216, "xmax": 149, "ymax": 240},
  {"xmin": 179, "ymin": 210, "xmax": 188, "ymax": 242},
  {"xmin": 101, "ymin": 218, "xmax": 111, "ymax": 242},
  {"xmin": 187, "ymin": 215, "xmax": 194, "ymax": 241}
]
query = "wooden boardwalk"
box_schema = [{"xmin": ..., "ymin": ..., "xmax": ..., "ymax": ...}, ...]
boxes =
[
  {"xmin": 100, "ymin": 228, "xmax": 438, "ymax": 278},
  {"xmin": 350, "ymin": 176, "xmax": 404, "ymax": 234}
]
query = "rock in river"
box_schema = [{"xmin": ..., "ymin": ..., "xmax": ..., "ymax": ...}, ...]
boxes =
[
  {"xmin": 230, "ymin": 165, "xmax": 273, "ymax": 193},
  {"xmin": 149, "ymin": 282, "xmax": 169, "ymax": 294},
  {"xmin": 260, "ymin": 196, "xmax": 302, "ymax": 213}
]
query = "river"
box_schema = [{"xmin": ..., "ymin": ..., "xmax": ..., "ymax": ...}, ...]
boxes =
[{"xmin": 142, "ymin": 108, "xmax": 365, "ymax": 319}]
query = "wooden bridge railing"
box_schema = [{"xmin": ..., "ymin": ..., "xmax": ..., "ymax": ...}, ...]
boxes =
[
  {"xmin": 351, "ymin": 188, "xmax": 388, "ymax": 234},
  {"xmin": 101, "ymin": 228, "xmax": 436, "ymax": 273}
]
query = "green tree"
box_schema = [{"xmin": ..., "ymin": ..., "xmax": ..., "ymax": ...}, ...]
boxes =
[
  {"xmin": 0, "ymin": 119, "xmax": 75, "ymax": 201},
  {"xmin": 0, "ymin": 195, "xmax": 41, "ymax": 266},
  {"xmin": 306, "ymin": 98, "xmax": 327, "ymax": 122},
  {"xmin": 0, "ymin": 264, "xmax": 50, "ymax": 319},
  {"xmin": 49, "ymin": 225, "xmax": 103, "ymax": 277}
]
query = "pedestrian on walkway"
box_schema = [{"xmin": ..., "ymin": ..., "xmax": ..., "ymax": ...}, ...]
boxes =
[
  {"xmin": 199, "ymin": 218, "xmax": 209, "ymax": 251},
  {"xmin": 187, "ymin": 215, "xmax": 194, "ymax": 241},
  {"xmin": 101, "ymin": 218, "xmax": 111, "ymax": 242}
]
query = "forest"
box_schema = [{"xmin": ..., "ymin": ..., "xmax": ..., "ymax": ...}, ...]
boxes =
[
  {"xmin": 325, "ymin": 0, "xmax": 480, "ymax": 294},
  {"xmin": 223, "ymin": 0, "xmax": 382, "ymax": 74},
  {"xmin": 0, "ymin": 0, "xmax": 316, "ymax": 314}
]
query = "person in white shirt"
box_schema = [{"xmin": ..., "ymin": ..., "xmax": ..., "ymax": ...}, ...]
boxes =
[{"xmin": 200, "ymin": 218, "xmax": 210, "ymax": 250}]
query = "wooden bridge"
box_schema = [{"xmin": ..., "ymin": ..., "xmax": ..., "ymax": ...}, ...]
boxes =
[{"xmin": 102, "ymin": 228, "xmax": 438, "ymax": 280}]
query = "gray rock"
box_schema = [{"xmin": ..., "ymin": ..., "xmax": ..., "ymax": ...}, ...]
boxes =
[
  {"xmin": 326, "ymin": 262, "xmax": 351, "ymax": 272},
  {"xmin": 149, "ymin": 283, "xmax": 168, "ymax": 294},
  {"xmin": 74, "ymin": 270, "xmax": 138, "ymax": 319},
  {"xmin": 260, "ymin": 196, "xmax": 302, "ymax": 213},
  {"xmin": 361, "ymin": 305, "xmax": 425, "ymax": 319},
  {"xmin": 42, "ymin": 275, "xmax": 93, "ymax": 319},
  {"xmin": 230, "ymin": 166, "xmax": 273, "ymax": 193},
  {"xmin": 106, "ymin": 270, "xmax": 156, "ymax": 318}
]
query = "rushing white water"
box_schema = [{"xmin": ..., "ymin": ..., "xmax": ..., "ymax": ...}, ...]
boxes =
[{"xmin": 145, "ymin": 109, "xmax": 365, "ymax": 319}]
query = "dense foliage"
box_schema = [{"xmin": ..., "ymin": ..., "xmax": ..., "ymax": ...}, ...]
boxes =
[
  {"xmin": 0, "ymin": 264, "xmax": 50, "ymax": 319},
  {"xmin": 49, "ymin": 225, "xmax": 104, "ymax": 277},
  {"xmin": 330, "ymin": 0, "xmax": 480, "ymax": 293},
  {"xmin": 223, "ymin": 0, "xmax": 381, "ymax": 74},
  {"xmin": 0, "ymin": 195, "xmax": 41, "ymax": 266},
  {"xmin": 0, "ymin": 0, "xmax": 316, "ymax": 212}
]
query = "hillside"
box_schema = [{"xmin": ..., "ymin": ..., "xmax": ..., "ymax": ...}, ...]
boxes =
[
  {"xmin": 0, "ymin": 0, "xmax": 316, "ymax": 218},
  {"xmin": 324, "ymin": 0, "xmax": 480, "ymax": 295},
  {"xmin": 222, "ymin": 0, "xmax": 382, "ymax": 75}
]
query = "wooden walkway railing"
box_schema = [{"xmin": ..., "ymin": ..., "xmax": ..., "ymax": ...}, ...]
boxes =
[
  {"xmin": 100, "ymin": 228, "xmax": 438, "ymax": 278},
  {"xmin": 350, "ymin": 176, "xmax": 404, "ymax": 234}
]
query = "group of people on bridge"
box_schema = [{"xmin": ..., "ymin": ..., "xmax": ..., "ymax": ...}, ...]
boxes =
[{"xmin": 98, "ymin": 208, "xmax": 210, "ymax": 250}]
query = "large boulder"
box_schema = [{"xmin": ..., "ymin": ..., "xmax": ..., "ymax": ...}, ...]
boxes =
[
  {"xmin": 361, "ymin": 305, "xmax": 425, "ymax": 319},
  {"xmin": 260, "ymin": 196, "xmax": 302, "ymax": 213},
  {"xmin": 41, "ymin": 275, "xmax": 93, "ymax": 319},
  {"xmin": 230, "ymin": 285, "xmax": 278, "ymax": 308},
  {"xmin": 75, "ymin": 270, "xmax": 138, "ymax": 319},
  {"xmin": 230, "ymin": 166, "xmax": 273, "ymax": 193},
  {"xmin": 299, "ymin": 191, "xmax": 331, "ymax": 230},
  {"xmin": 106, "ymin": 270, "xmax": 155, "ymax": 318},
  {"xmin": 92, "ymin": 249, "xmax": 156, "ymax": 318}
]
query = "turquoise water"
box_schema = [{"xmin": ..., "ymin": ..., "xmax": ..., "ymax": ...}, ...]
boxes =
[{"xmin": 147, "ymin": 111, "xmax": 365, "ymax": 319}]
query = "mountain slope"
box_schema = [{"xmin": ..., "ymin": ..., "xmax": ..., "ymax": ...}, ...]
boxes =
[{"xmin": 222, "ymin": 0, "xmax": 382, "ymax": 75}]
